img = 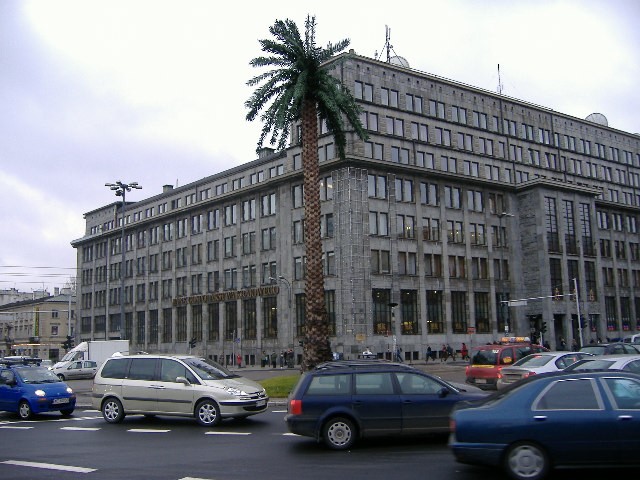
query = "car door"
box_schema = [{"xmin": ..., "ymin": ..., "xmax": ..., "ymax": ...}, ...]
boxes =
[
  {"xmin": 352, "ymin": 372, "xmax": 401, "ymax": 436},
  {"xmin": 531, "ymin": 377, "xmax": 618, "ymax": 464},
  {"xmin": 81, "ymin": 361, "xmax": 98, "ymax": 379},
  {"xmin": 150, "ymin": 359, "xmax": 197, "ymax": 415},
  {"xmin": 0, "ymin": 369, "xmax": 21, "ymax": 412},
  {"xmin": 395, "ymin": 372, "xmax": 456, "ymax": 433},
  {"xmin": 601, "ymin": 376, "xmax": 640, "ymax": 463},
  {"xmin": 65, "ymin": 361, "xmax": 84, "ymax": 379},
  {"xmin": 122, "ymin": 358, "xmax": 159, "ymax": 412}
]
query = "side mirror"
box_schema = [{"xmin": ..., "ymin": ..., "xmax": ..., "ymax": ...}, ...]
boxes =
[
  {"xmin": 176, "ymin": 376, "xmax": 191, "ymax": 386},
  {"xmin": 438, "ymin": 387, "xmax": 450, "ymax": 398}
]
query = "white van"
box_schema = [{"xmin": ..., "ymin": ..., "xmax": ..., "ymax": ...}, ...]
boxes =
[
  {"xmin": 622, "ymin": 333, "xmax": 640, "ymax": 343},
  {"xmin": 92, "ymin": 354, "xmax": 268, "ymax": 426}
]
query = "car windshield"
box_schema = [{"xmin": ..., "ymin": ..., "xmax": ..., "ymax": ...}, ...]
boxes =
[
  {"xmin": 580, "ymin": 346, "xmax": 605, "ymax": 355},
  {"xmin": 183, "ymin": 358, "xmax": 240, "ymax": 380},
  {"xmin": 470, "ymin": 348, "xmax": 498, "ymax": 365},
  {"xmin": 16, "ymin": 367, "xmax": 61, "ymax": 384},
  {"xmin": 511, "ymin": 354, "xmax": 553, "ymax": 367},
  {"xmin": 570, "ymin": 359, "xmax": 615, "ymax": 370}
]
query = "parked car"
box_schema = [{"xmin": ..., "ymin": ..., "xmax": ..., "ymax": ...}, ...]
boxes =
[
  {"xmin": 52, "ymin": 360, "xmax": 98, "ymax": 380},
  {"xmin": 450, "ymin": 370, "xmax": 640, "ymax": 480},
  {"xmin": 285, "ymin": 360, "xmax": 487, "ymax": 450},
  {"xmin": 466, "ymin": 339, "xmax": 548, "ymax": 390},
  {"xmin": 579, "ymin": 342, "xmax": 640, "ymax": 355},
  {"xmin": 496, "ymin": 351, "xmax": 592, "ymax": 389},
  {"xmin": 92, "ymin": 354, "xmax": 268, "ymax": 426},
  {"xmin": 0, "ymin": 358, "xmax": 76, "ymax": 419},
  {"xmin": 564, "ymin": 354, "xmax": 640, "ymax": 373}
]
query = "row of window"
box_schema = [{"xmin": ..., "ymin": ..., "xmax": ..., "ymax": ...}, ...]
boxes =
[{"xmin": 354, "ymin": 80, "xmax": 640, "ymax": 167}]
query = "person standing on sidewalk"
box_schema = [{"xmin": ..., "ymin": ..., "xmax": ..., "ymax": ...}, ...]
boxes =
[
  {"xmin": 461, "ymin": 343, "xmax": 469, "ymax": 360},
  {"xmin": 426, "ymin": 345, "xmax": 432, "ymax": 362}
]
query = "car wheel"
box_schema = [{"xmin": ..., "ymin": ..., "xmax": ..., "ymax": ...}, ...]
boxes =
[
  {"xmin": 18, "ymin": 400, "xmax": 32, "ymax": 420},
  {"xmin": 57, "ymin": 374, "xmax": 65, "ymax": 381},
  {"xmin": 504, "ymin": 441, "xmax": 550, "ymax": 480},
  {"xmin": 322, "ymin": 417, "xmax": 356, "ymax": 450},
  {"xmin": 101, "ymin": 397, "xmax": 125, "ymax": 424},
  {"xmin": 60, "ymin": 408, "xmax": 74, "ymax": 417},
  {"xmin": 195, "ymin": 399, "xmax": 221, "ymax": 427}
]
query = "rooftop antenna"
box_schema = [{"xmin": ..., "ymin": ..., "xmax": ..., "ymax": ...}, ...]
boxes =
[
  {"xmin": 375, "ymin": 25, "xmax": 392, "ymax": 62},
  {"xmin": 374, "ymin": 26, "xmax": 410, "ymax": 68},
  {"xmin": 497, "ymin": 64, "xmax": 504, "ymax": 95}
]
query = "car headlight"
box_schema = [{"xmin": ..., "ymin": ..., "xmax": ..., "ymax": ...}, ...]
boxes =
[
  {"xmin": 66, "ymin": 387, "xmax": 73, "ymax": 394},
  {"xmin": 35, "ymin": 390, "xmax": 46, "ymax": 397}
]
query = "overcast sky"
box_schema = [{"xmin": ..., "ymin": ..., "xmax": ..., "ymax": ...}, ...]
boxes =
[{"xmin": 1, "ymin": 0, "xmax": 639, "ymax": 294}]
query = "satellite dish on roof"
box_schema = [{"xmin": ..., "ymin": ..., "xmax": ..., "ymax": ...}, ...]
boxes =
[
  {"xmin": 585, "ymin": 113, "xmax": 608, "ymax": 127},
  {"xmin": 389, "ymin": 56, "xmax": 410, "ymax": 68}
]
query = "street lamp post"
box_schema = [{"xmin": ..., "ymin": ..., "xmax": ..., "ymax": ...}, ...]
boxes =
[
  {"xmin": 105, "ymin": 181, "xmax": 142, "ymax": 340},
  {"xmin": 270, "ymin": 275, "xmax": 292, "ymax": 349},
  {"xmin": 497, "ymin": 212, "xmax": 514, "ymax": 334}
]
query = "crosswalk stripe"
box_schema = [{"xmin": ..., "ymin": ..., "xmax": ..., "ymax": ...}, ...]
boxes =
[
  {"xmin": 0, "ymin": 426, "xmax": 34, "ymax": 430},
  {"xmin": 61, "ymin": 426, "xmax": 101, "ymax": 431},
  {"xmin": 204, "ymin": 431, "xmax": 251, "ymax": 435},
  {"xmin": 128, "ymin": 428, "xmax": 170, "ymax": 433},
  {"xmin": 1, "ymin": 460, "xmax": 96, "ymax": 473}
]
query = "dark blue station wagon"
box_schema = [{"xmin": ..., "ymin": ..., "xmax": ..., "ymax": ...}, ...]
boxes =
[{"xmin": 285, "ymin": 360, "xmax": 486, "ymax": 450}]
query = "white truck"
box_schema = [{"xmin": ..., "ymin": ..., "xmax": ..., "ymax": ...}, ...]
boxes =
[{"xmin": 54, "ymin": 340, "xmax": 130, "ymax": 369}]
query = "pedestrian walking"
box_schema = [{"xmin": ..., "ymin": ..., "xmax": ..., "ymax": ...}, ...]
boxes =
[
  {"xmin": 446, "ymin": 344, "xmax": 455, "ymax": 361},
  {"xmin": 440, "ymin": 344, "xmax": 448, "ymax": 362},
  {"xmin": 270, "ymin": 352, "xmax": 277, "ymax": 368},
  {"xmin": 461, "ymin": 342, "xmax": 469, "ymax": 360},
  {"xmin": 236, "ymin": 353, "xmax": 242, "ymax": 368},
  {"xmin": 426, "ymin": 345, "xmax": 432, "ymax": 362}
]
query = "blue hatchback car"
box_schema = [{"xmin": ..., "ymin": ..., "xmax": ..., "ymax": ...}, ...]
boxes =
[
  {"xmin": 285, "ymin": 360, "xmax": 487, "ymax": 450},
  {"xmin": 0, "ymin": 359, "xmax": 76, "ymax": 419},
  {"xmin": 450, "ymin": 370, "xmax": 640, "ymax": 480}
]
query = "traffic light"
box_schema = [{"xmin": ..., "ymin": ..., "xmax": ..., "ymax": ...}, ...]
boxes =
[
  {"xmin": 189, "ymin": 338, "xmax": 197, "ymax": 348},
  {"xmin": 62, "ymin": 335, "xmax": 74, "ymax": 351},
  {"xmin": 540, "ymin": 322, "xmax": 548, "ymax": 334},
  {"xmin": 299, "ymin": 340, "xmax": 304, "ymax": 347}
]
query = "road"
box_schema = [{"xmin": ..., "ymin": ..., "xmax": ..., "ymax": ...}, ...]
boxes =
[{"xmin": 0, "ymin": 362, "xmax": 612, "ymax": 480}]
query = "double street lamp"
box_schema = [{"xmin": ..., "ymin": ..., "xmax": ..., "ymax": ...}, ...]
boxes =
[{"xmin": 105, "ymin": 181, "xmax": 142, "ymax": 340}]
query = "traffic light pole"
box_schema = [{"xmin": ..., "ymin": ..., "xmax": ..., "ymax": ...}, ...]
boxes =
[{"xmin": 573, "ymin": 277, "xmax": 584, "ymax": 347}]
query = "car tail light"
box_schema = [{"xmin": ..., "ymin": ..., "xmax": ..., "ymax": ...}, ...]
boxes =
[
  {"xmin": 497, "ymin": 372, "xmax": 503, "ymax": 379},
  {"xmin": 449, "ymin": 418, "xmax": 456, "ymax": 433},
  {"xmin": 523, "ymin": 371, "xmax": 536, "ymax": 378},
  {"xmin": 289, "ymin": 399, "xmax": 302, "ymax": 415},
  {"xmin": 464, "ymin": 365, "xmax": 470, "ymax": 375}
]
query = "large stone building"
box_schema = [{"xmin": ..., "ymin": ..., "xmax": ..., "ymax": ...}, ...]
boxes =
[
  {"xmin": 0, "ymin": 291, "xmax": 75, "ymax": 361},
  {"xmin": 71, "ymin": 52, "xmax": 640, "ymax": 365}
]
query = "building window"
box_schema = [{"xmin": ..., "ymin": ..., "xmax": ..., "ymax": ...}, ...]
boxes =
[
  {"xmin": 225, "ymin": 301, "xmax": 238, "ymax": 340},
  {"xmin": 372, "ymin": 289, "xmax": 391, "ymax": 335},
  {"xmin": 451, "ymin": 291, "xmax": 467, "ymax": 333},
  {"xmin": 208, "ymin": 303, "xmax": 219, "ymax": 341},
  {"xmin": 401, "ymin": 290, "xmax": 419, "ymax": 334},
  {"xmin": 263, "ymin": 296, "xmax": 278, "ymax": 338},
  {"xmin": 243, "ymin": 299, "xmax": 257, "ymax": 340}
]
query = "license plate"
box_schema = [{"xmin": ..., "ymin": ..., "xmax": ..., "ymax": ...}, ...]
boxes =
[
  {"xmin": 475, "ymin": 379, "xmax": 487, "ymax": 384},
  {"xmin": 256, "ymin": 399, "xmax": 266, "ymax": 407},
  {"xmin": 52, "ymin": 398, "xmax": 70, "ymax": 405}
]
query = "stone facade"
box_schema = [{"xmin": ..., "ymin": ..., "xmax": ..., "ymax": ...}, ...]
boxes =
[{"xmin": 71, "ymin": 52, "xmax": 640, "ymax": 364}]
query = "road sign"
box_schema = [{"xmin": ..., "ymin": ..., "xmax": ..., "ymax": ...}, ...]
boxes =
[{"xmin": 507, "ymin": 300, "xmax": 527, "ymax": 307}]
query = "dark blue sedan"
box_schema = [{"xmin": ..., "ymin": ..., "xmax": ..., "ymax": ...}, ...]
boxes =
[{"xmin": 449, "ymin": 371, "xmax": 640, "ymax": 480}]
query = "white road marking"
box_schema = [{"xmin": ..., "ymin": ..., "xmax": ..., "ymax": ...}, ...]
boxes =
[
  {"xmin": 271, "ymin": 410, "xmax": 287, "ymax": 413},
  {"xmin": 282, "ymin": 432, "xmax": 300, "ymax": 436},
  {"xmin": 204, "ymin": 431, "xmax": 251, "ymax": 435},
  {"xmin": 1, "ymin": 460, "xmax": 96, "ymax": 473},
  {"xmin": 127, "ymin": 428, "xmax": 171, "ymax": 433},
  {"xmin": 179, "ymin": 477, "xmax": 216, "ymax": 480},
  {"xmin": 60, "ymin": 426, "xmax": 101, "ymax": 431},
  {"xmin": 0, "ymin": 426, "xmax": 34, "ymax": 430}
]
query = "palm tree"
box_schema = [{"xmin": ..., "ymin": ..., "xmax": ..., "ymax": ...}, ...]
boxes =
[{"xmin": 246, "ymin": 16, "xmax": 367, "ymax": 370}]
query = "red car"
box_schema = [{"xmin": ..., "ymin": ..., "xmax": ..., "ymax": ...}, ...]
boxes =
[{"xmin": 465, "ymin": 338, "xmax": 548, "ymax": 390}]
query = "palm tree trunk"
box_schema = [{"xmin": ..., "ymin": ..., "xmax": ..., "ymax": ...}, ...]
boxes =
[{"xmin": 301, "ymin": 98, "xmax": 331, "ymax": 370}]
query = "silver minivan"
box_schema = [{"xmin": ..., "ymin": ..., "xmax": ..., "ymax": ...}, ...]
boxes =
[{"xmin": 92, "ymin": 354, "xmax": 269, "ymax": 426}]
